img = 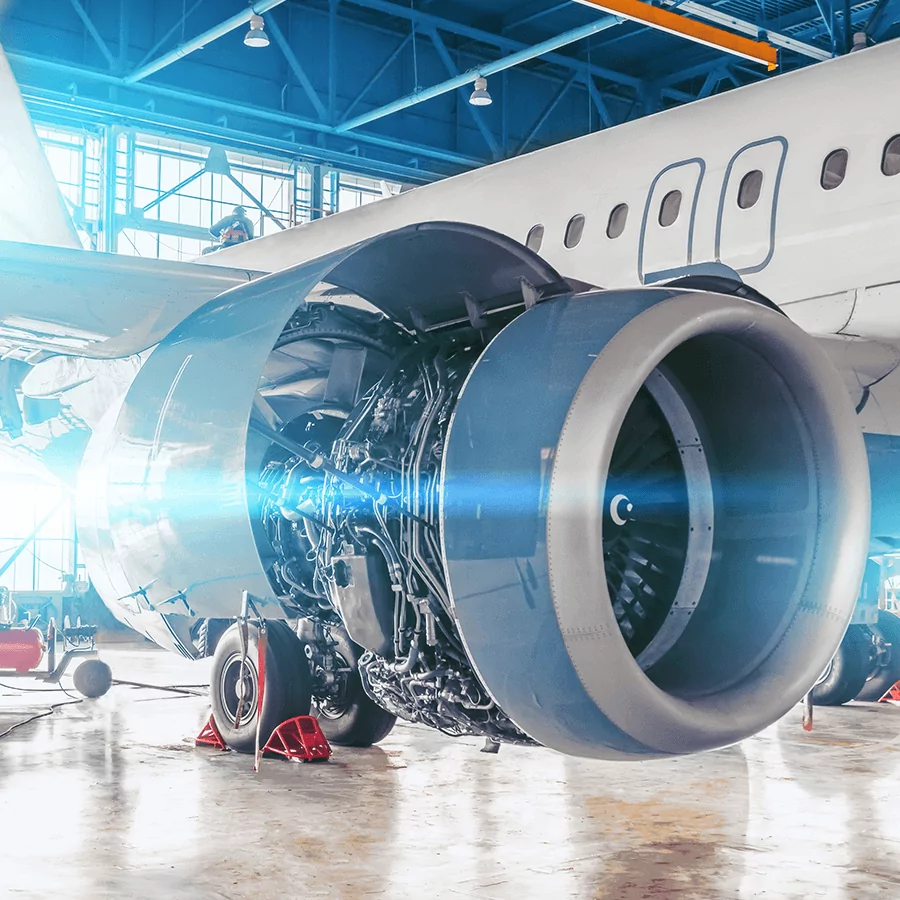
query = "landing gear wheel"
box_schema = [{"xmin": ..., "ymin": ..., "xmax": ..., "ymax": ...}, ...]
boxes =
[
  {"xmin": 810, "ymin": 625, "xmax": 871, "ymax": 706},
  {"xmin": 73, "ymin": 659, "xmax": 112, "ymax": 698},
  {"xmin": 313, "ymin": 629, "xmax": 396, "ymax": 747},
  {"xmin": 856, "ymin": 612, "xmax": 900, "ymax": 701},
  {"xmin": 210, "ymin": 621, "xmax": 311, "ymax": 754}
]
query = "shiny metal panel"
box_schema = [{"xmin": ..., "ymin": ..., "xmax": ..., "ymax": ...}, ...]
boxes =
[
  {"xmin": 77, "ymin": 223, "xmax": 567, "ymax": 626},
  {"xmin": 77, "ymin": 261, "xmax": 335, "ymax": 621},
  {"xmin": 441, "ymin": 288, "xmax": 869, "ymax": 759},
  {"xmin": 441, "ymin": 290, "xmax": 672, "ymax": 757}
]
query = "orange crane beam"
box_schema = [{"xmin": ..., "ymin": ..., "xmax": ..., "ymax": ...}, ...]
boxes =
[{"xmin": 573, "ymin": 0, "xmax": 778, "ymax": 70}]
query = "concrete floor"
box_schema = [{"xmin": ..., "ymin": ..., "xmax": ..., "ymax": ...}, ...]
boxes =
[{"xmin": 0, "ymin": 647, "xmax": 899, "ymax": 899}]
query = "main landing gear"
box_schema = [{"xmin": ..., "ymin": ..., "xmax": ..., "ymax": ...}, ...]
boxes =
[
  {"xmin": 810, "ymin": 612, "xmax": 900, "ymax": 706},
  {"xmin": 208, "ymin": 619, "xmax": 396, "ymax": 753}
]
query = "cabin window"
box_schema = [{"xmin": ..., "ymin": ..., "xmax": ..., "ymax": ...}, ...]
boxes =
[
  {"xmin": 820, "ymin": 149, "xmax": 848, "ymax": 190},
  {"xmin": 564, "ymin": 214, "xmax": 585, "ymax": 249},
  {"xmin": 882, "ymin": 135, "xmax": 900, "ymax": 176},
  {"xmin": 607, "ymin": 203, "xmax": 628, "ymax": 239},
  {"xmin": 526, "ymin": 224, "xmax": 544, "ymax": 252},
  {"xmin": 658, "ymin": 190, "xmax": 682, "ymax": 227},
  {"xmin": 737, "ymin": 170, "xmax": 763, "ymax": 209}
]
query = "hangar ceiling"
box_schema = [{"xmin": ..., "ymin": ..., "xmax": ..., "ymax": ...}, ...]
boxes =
[{"xmin": 1, "ymin": 0, "xmax": 898, "ymax": 185}]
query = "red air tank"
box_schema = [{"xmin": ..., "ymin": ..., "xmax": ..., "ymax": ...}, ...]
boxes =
[{"xmin": 0, "ymin": 628, "xmax": 45, "ymax": 672}]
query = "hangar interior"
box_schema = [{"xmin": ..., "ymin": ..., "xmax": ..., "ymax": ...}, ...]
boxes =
[{"xmin": 2, "ymin": 0, "xmax": 900, "ymax": 897}]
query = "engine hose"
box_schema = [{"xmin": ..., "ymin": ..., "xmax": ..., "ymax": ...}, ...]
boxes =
[{"xmin": 391, "ymin": 644, "xmax": 420, "ymax": 675}]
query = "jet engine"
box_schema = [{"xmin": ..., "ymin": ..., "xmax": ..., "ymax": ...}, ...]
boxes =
[{"xmin": 77, "ymin": 223, "xmax": 870, "ymax": 758}]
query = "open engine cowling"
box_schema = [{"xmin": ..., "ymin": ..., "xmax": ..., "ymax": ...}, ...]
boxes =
[
  {"xmin": 441, "ymin": 289, "xmax": 869, "ymax": 758},
  {"xmin": 76, "ymin": 222, "xmax": 870, "ymax": 757}
]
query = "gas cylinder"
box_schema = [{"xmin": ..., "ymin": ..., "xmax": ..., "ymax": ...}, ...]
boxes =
[{"xmin": 0, "ymin": 628, "xmax": 45, "ymax": 672}]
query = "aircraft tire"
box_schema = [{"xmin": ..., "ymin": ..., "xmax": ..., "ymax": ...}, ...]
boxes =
[
  {"xmin": 195, "ymin": 618, "xmax": 231, "ymax": 658},
  {"xmin": 210, "ymin": 621, "xmax": 311, "ymax": 753},
  {"xmin": 810, "ymin": 625, "xmax": 871, "ymax": 706},
  {"xmin": 313, "ymin": 629, "xmax": 396, "ymax": 747},
  {"xmin": 856, "ymin": 612, "xmax": 900, "ymax": 701}
]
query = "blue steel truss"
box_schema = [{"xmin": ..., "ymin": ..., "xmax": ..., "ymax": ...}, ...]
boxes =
[{"xmin": 1, "ymin": 0, "xmax": 897, "ymax": 189}]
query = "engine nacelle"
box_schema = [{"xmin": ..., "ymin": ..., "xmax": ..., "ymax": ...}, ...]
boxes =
[
  {"xmin": 441, "ymin": 288, "xmax": 869, "ymax": 758},
  {"xmin": 76, "ymin": 223, "xmax": 869, "ymax": 758}
]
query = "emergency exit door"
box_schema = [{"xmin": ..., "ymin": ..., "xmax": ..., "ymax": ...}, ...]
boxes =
[
  {"xmin": 716, "ymin": 137, "xmax": 787, "ymax": 274},
  {"xmin": 639, "ymin": 159, "xmax": 705, "ymax": 283}
]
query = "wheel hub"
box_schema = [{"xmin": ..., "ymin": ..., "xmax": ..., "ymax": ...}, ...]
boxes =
[{"xmin": 220, "ymin": 652, "xmax": 258, "ymax": 725}]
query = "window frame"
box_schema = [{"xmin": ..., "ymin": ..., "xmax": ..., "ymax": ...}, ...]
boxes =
[
  {"xmin": 882, "ymin": 135, "xmax": 900, "ymax": 177},
  {"xmin": 606, "ymin": 203, "xmax": 628, "ymax": 239},
  {"xmin": 820, "ymin": 148, "xmax": 849, "ymax": 191},
  {"xmin": 525, "ymin": 223, "xmax": 545, "ymax": 253},
  {"xmin": 564, "ymin": 214, "xmax": 585, "ymax": 249},
  {"xmin": 658, "ymin": 189, "xmax": 683, "ymax": 228},
  {"xmin": 737, "ymin": 169, "xmax": 764, "ymax": 210}
]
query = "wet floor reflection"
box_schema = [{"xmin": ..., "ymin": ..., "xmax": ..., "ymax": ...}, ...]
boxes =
[{"xmin": 0, "ymin": 648, "xmax": 899, "ymax": 898}]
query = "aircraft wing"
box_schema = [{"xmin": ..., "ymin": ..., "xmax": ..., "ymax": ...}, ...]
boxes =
[
  {"xmin": 0, "ymin": 241, "xmax": 258, "ymax": 360},
  {"xmin": 0, "ymin": 43, "xmax": 80, "ymax": 249}
]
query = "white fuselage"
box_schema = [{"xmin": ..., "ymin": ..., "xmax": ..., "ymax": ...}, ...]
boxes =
[
  {"xmin": 210, "ymin": 41, "xmax": 900, "ymax": 343},
  {"xmin": 5, "ymin": 41, "xmax": 900, "ymax": 439}
]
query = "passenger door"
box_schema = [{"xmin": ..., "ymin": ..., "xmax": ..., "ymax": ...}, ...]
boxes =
[
  {"xmin": 639, "ymin": 159, "xmax": 705, "ymax": 283},
  {"xmin": 716, "ymin": 137, "xmax": 787, "ymax": 274}
]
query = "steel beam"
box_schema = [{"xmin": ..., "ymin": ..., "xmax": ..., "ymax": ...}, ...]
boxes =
[
  {"xmin": 336, "ymin": 15, "xmax": 623, "ymax": 134},
  {"xmin": 573, "ymin": 0, "xmax": 778, "ymax": 68},
  {"xmin": 141, "ymin": 169, "xmax": 205, "ymax": 213},
  {"xmin": 697, "ymin": 63, "xmax": 728, "ymax": 98},
  {"xmin": 785, "ymin": 3, "xmax": 873, "ymax": 44},
  {"xmin": 11, "ymin": 53, "xmax": 484, "ymax": 170},
  {"xmin": 266, "ymin": 16, "xmax": 328, "ymax": 122},
  {"xmin": 339, "ymin": 33, "xmax": 412, "ymax": 123},
  {"xmin": 867, "ymin": 0, "xmax": 900, "ymax": 38},
  {"xmin": 30, "ymin": 90, "xmax": 445, "ymax": 184},
  {"xmin": 328, "ymin": 0, "xmax": 338, "ymax": 122},
  {"xmin": 428, "ymin": 29, "xmax": 501, "ymax": 159},
  {"xmin": 68, "ymin": 0, "xmax": 116, "ymax": 69},
  {"xmin": 584, "ymin": 75, "xmax": 613, "ymax": 127},
  {"xmin": 341, "ymin": 0, "xmax": 645, "ymax": 90},
  {"xmin": 137, "ymin": 0, "xmax": 211, "ymax": 68},
  {"xmin": 125, "ymin": 0, "xmax": 289, "ymax": 83},
  {"xmin": 503, "ymin": 1, "xmax": 572, "ymax": 32},
  {"xmin": 659, "ymin": 0, "xmax": 833, "ymax": 61},
  {"xmin": 516, "ymin": 72, "xmax": 578, "ymax": 154}
]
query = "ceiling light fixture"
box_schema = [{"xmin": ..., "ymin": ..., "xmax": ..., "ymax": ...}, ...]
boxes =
[
  {"xmin": 244, "ymin": 13, "xmax": 270, "ymax": 48},
  {"xmin": 469, "ymin": 76, "xmax": 492, "ymax": 107}
]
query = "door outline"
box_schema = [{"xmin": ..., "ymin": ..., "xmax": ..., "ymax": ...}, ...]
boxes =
[
  {"xmin": 715, "ymin": 136, "xmax": 788, "ymax": 275},
  {"xmin": 638, "ymin": 157, "xmax": 706, "ymax": 284}
]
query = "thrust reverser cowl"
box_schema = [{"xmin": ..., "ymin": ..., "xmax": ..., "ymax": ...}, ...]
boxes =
[
  {"xmin": 441, "ymin": 289, "xmax": 870, "ymax": 759},
  {"xmin": 76, "ymin": 223, "xmax": 568, "ymax": 631}
]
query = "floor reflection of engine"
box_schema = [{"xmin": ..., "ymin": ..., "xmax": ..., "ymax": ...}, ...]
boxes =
[{"xmin": 257, "ymin": 303, "xmax": 531, "ymax": 743}]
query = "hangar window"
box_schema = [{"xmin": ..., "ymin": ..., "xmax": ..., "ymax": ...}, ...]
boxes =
[
  {"xmin": 882, "ymin": 135, "xmax": 900, "ymax": 176},
  {"xmin": 564, "ymin": 214, "xmax": 585, "ymax": 248},
  {"xmin": 607, "ymin": 203, "xmax": 628, "ymax": 239},
  {"xmin": 526, "ymin": 224, "xmax": 545, "ymax": 252},
  {"xmin": 821, "ymin": 149, "xmax": 848, "ymax": 190},
  {"xmin": 737, "ymin": 170, "xmax": 763, "ymax": 209},
  {"xmin": 658, "ymin": 190, "xmax": 682, "ymax": 227}
]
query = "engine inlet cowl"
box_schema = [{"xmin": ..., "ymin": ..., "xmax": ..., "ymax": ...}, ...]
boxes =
[{"xmin": 440, "ymin": 288, "xmax": 869, "ymax": 759}]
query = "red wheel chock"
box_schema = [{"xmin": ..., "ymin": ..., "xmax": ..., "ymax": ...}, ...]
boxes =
[
  {"xmin": 195, "ymin": 715, "xmax": 228, "ymax": 750},
  {"xmin": 262, "ymin": 715, "xmax": 331, "ymax": 762},
  {"xmin": 879, "ymin": 681, "xmax": 900, "ymax": 702}
]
